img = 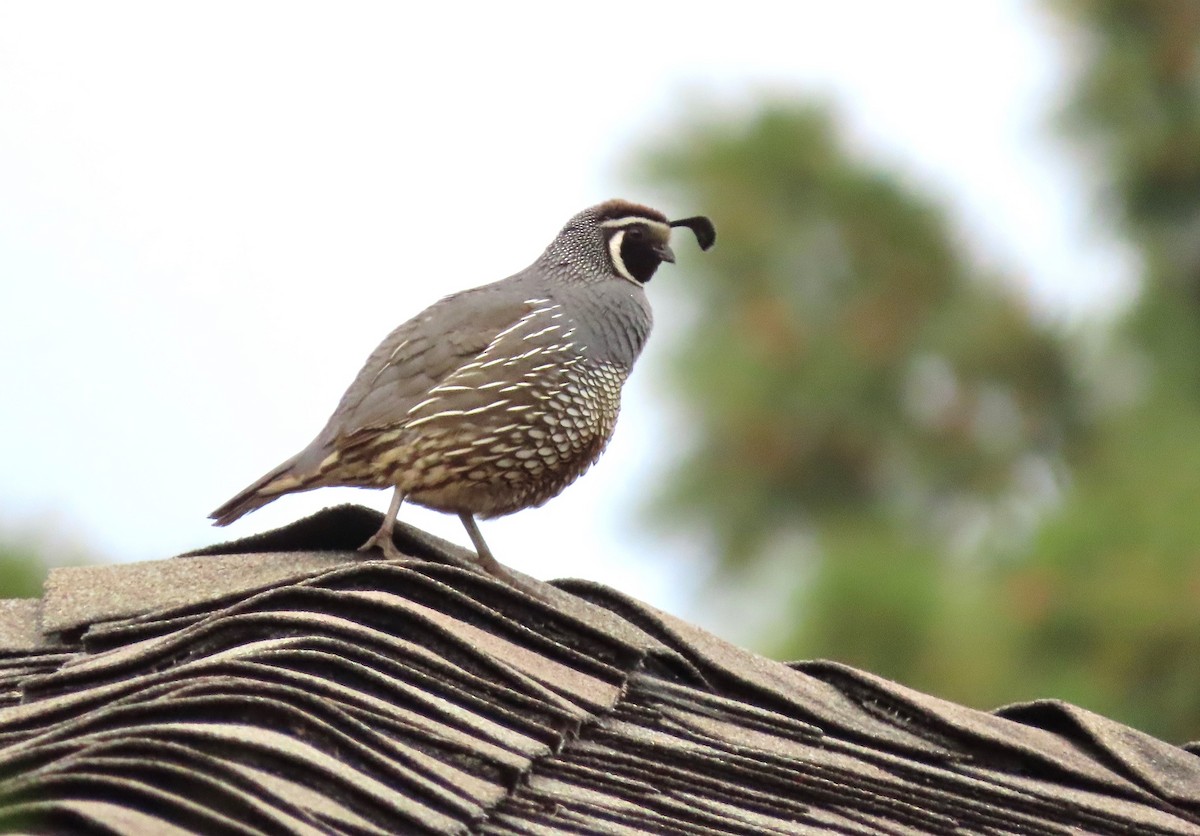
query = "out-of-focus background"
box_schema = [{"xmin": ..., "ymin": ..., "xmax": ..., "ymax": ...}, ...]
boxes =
[{"xmin": 3, "ymin": 1, "xmax": 1198, "ymax": 741}]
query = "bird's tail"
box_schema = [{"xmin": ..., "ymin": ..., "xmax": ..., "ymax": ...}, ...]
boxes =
[{"xmin": 209, "ymin": 454, "xmax": 313, "ymax": 527}]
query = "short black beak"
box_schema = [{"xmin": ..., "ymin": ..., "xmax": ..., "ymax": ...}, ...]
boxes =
[
  {"xmin": 668, "ymin": 215, "xmax": 717, "ymax": 251},
  {"xmin": 654, "ymin": 242, "xmax": 676, "ymax": 264}
]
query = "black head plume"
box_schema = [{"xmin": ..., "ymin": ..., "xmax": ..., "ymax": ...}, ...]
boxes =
[{"xmin": 669, "ymin": 216, "xmax": 716, "ymax": 251}]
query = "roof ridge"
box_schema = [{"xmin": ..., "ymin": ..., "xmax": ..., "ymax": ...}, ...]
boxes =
[{"xmin": 0, "ymin": 506, "xmax": 1195, "ymax": 833}]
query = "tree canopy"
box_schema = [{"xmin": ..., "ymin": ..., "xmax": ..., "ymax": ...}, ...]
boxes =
[{"xmin": 634, "ymin": 1, "xmax": 1200, "ymax": 741}]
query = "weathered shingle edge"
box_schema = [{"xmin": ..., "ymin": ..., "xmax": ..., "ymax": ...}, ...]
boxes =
[
  {"xmin": 0, "ymin": 505, "xmax": 1194, "ymax": 835},
  {"xmin": 0, "ymin": 601, "xmax": 46, "ymax": 654}
]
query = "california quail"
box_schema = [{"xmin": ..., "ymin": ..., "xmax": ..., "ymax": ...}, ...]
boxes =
[{"xmin": 210, "ymin": 199, "xmax": 715, "ymax": 585}]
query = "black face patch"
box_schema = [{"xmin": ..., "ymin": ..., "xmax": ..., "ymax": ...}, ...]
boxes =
[{"xmin": 616, "ymin": 225, "xmax": 664, "ymax": 283}]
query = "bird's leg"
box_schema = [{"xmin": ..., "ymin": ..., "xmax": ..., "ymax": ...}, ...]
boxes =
[
  {"xmin": 456, "ymin": 512, "xmax": 550, "ymax": 601},
  {"xmin": 359, "ymin": 487, "xmax": 406, "ymax": 560},
  {"xmin": 457, "ymin": 512, "xmax": 510, "ymax": 579}
]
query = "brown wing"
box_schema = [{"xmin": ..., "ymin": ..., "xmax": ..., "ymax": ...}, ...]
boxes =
[{"xmin": 313, "ymin": 281, "xmax": 542, "ymax": 449}]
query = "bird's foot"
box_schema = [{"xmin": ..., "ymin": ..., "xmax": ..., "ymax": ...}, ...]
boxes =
[
  {"xmin": 475, "ymin": 554, "xmax": 552, "ymax": 602},
  {"xmin": 358, "ymin": 530, "xmax": 405, "ymax": 561}
]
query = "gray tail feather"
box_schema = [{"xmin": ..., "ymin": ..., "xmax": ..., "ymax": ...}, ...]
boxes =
[{"xmin": 209, "ymin": 454, "xmax": 309, "ymax": 527}]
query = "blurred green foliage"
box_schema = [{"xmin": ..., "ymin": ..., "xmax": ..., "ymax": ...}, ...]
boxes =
[
  {"xmin": 0, "ymin": 541, "xmax": 50, "ymax": 599},
  {"xmin": 635, "ymin": 1, "xmax": 1200, "ymax": 741},
  {"xmin": 1028, "ymin": 0, "xmax": 1200, "ymax": 739}
]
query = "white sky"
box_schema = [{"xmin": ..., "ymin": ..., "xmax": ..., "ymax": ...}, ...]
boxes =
[{"xmin": 0, "ymin": 2, "xmax": 1134, "ymax": 617}]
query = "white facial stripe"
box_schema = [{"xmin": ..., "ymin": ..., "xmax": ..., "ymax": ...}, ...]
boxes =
[
  {"xmin": 599, "ymin": 216, "xmax": 671, "ymax": 237},
  {"xmin": 607, "ymin": 229, "xmax": 638, "ymax": 284}
]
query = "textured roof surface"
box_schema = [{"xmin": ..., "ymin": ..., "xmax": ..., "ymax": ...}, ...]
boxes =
[{"xmin": 0, "ymin": 505, "xmax": 1197, "ymax": 835}]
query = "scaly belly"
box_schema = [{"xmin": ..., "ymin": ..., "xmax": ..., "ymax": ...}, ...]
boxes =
[{"xmin": 328, "ymin": 362, "xmax": 625, "ymax": 517}]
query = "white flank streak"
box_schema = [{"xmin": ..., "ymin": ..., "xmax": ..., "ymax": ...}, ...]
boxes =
[
  {"xmin": 369, "ymin": 338, "xmax": 413, "ymax": 387},
  {"xmin": 522, "ymin": 324, "xmax": 560, "ymax": 340},
  {"xmin": 404, "ymin": 299, "xmax": 564, "ymax": 428},
  {"xmin": 461, "ymin": 400, "xmax": 509, "ymax": 416},
  {"xmin": 406, "ymin": 395, "xmax": 441, "ymax": 415},
  {"xmin": 405, "ymin": 409, "xmax": 464, "ymax": 429},
  {"xmin": 476, "ymin": 301, "xmax": 560, "ymax": 359},
  {"xmin": 489, "ymin": 311, "xmax": 541, "ymax": 343}
]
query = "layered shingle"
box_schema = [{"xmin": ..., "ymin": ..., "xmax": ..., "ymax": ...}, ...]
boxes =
[{"xmin": 0, "ymin": 506, "xmax": 1195, "ymax": 835}]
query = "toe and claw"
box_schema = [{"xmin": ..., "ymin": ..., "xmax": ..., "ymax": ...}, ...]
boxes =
[
  {"xmin": 358, "ymin": 487, "xmax": 406, "ymax": 560},
  {"xmin": 358, "ymin": 488, "xmax": 548, "ymax": 600}
]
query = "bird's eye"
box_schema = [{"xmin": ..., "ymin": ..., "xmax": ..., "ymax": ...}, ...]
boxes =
[{"xmin": 625, "ymin": 226, "xmax": 645, "ymax": 240}]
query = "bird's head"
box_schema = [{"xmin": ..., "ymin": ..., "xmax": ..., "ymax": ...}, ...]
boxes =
[{"xmin": 549, "ymin": 199, "xmax": 716, "ymax": 285}]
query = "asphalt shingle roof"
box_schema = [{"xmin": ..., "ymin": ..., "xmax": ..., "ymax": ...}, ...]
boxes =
[{"xmin": 0, "ymin": 505, "xmax": 1196, "ymax": 835}]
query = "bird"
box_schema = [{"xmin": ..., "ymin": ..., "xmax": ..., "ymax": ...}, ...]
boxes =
[{"xmin": 210, "ymin": 199, "xmax": 715, "ymax": 586}]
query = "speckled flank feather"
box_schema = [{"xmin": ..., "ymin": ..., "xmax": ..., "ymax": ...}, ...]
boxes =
[
  {"xmin": 325, "ymin": 297, "xmax": 632, "ymax": 517},
  {"xmin": 211, "ymin": 199, "xmax": 713, "ymax": 565}
]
